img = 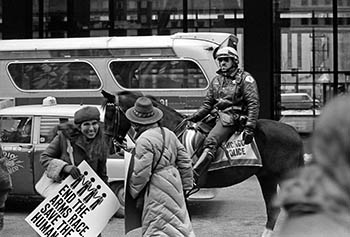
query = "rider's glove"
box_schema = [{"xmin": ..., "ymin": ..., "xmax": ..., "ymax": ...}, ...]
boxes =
[
  {"xmin": 242, "ymin": 127, "xmax": 254, "ymax": 145},
  {"xmin": 214, "ymin": 99, "xmax": 232, "ymax": 110},
  {"xmin": 63, "ymin": 165, "xmax": 81, "ymax": 179}
]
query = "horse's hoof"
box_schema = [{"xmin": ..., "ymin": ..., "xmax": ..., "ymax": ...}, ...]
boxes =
[
  {"xmin": 304, "ymin": 153, "xmax": 313, "ymax": 164},
  {"xmin": 261, "ymin": 228, "xmax": 273, "ymax": 237}
]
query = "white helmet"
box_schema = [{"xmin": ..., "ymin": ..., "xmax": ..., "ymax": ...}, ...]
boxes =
[{"xmin": 215, "ymin": 46, "xmax": 239, "ymax": 64}]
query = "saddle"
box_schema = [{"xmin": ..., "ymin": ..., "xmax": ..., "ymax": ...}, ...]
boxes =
[{"xmin": 189, "ymin": 115, "xmax": 262, "ymax": 171}]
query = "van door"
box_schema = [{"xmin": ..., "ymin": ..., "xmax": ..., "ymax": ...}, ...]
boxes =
[{"xmin": 0, "ymin": 116, "xmax": 35, "ymax": 195}]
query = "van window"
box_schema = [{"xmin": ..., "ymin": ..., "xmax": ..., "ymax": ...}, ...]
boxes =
[
  {"xmin": 109, "ymin": 60, "xmax": 208, "ymax": 89},
  {"xmin": 0, "ymin": 117, "xmax": 32, "ymax": 143},
  {"xmin": 8, "ymin": 62, "xmax": 101, "ymax": 90}
]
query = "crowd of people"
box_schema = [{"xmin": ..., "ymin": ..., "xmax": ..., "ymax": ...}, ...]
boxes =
[{"xmin": 1, "ymin": 46, "xmax": 349, "ymax": 236}]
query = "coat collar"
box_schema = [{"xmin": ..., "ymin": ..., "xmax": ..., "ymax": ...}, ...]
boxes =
[{"xmin": 216, "ymin": 67, "xmax": 239, "ymax": 78}]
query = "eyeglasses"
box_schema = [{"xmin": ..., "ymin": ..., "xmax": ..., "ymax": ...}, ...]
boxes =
[{"xmin": 217, "ymin": 57, "xmax": 231, "ymax": 63}]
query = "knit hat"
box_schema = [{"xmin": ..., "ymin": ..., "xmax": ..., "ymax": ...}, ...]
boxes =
[
  {"xmin": 125, "ymin": 97, "xmax": 163, "ymax": 125},
  {"xmin": 74, "ymin": 106, "xmax": 100, "ymax": 124}
]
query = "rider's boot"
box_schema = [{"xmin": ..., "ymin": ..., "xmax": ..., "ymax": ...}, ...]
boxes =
[{"xmin": 193, "ymin": 148, "xmax": 215, "ymax": 187}]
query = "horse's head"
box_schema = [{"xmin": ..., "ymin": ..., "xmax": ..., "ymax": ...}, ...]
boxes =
[
  {"xmin": 102, "ymin": 90, "xmax": 187, "ymax": 142},
  {"xmin": 101, "ymin": 90, "xmax": 144, "ymax": 147}
]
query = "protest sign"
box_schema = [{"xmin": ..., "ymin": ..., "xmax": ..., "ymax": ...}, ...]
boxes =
[{"xmin": 26, "ymin": 160, "xmax": 119, "ymax": 237}]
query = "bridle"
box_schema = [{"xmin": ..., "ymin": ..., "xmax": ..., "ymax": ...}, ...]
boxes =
[{"xmin": 111, "ymin": 95, "xmax": 130, "ymax": 151}]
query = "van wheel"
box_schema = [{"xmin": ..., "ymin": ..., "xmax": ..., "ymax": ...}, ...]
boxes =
[{"xmin": 109, "ymin": 182, "xmax": 125, "ymax": 218}]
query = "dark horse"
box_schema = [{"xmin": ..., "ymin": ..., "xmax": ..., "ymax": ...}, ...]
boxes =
[{"xmin": 102, "ymin": 90, "xmax": 304, "ymax": 237}]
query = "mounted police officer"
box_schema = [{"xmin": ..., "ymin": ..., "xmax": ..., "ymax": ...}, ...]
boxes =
[{"xmin": 187, "ymin": 46, "xmax": 260, "ymax": 185}]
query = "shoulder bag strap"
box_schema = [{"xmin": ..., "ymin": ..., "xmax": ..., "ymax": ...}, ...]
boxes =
[
  {"xmin": 143, "ymin": 127, "xmax": 165, "ymax": 196},
  {"xmin": 151, "ymin": 127, "xmax": 166, "ymax": 173},
  {"xmin": 66, "ymin": 139, "xmax": 75, "ymax": 166}
]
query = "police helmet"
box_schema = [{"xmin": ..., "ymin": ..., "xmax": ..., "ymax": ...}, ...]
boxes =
[{"xmin": 215, "ymin": 46, "xmax": 239, "ymax": 64}]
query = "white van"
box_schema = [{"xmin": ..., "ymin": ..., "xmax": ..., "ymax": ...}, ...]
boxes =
[{"xmin": 0, "ymin": 32, "xmax": 238, "ymax": 114}]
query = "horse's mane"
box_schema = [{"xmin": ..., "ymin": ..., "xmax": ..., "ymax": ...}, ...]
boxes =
[
  {"xmin": 115, "ymin": 90, "xmax": 185, "ymax": 120},
  {"xmin": 145, "ymin": 95, "xmax": 185, "ymax": 120},
  {"xmin": 101, "ymin": 90, "xmax": 185, "ymax": 130},
  {"xmin": 116, "ymin": 90, "xmax": 144, "ymax": 111}
]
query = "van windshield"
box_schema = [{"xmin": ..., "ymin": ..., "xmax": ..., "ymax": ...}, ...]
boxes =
[{"xmin": 109, "ymin": 60, "xmax": 208, "ymax": 89}]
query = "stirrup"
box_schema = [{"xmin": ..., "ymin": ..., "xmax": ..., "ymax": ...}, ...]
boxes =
[{"xmin": 185, "ymin": 181, "xmax": 200, "ymax": 198}]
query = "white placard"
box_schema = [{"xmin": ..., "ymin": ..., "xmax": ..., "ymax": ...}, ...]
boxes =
[{"xmin": 26, "ymin": 160, "xmax": 119, "ymax": 237}]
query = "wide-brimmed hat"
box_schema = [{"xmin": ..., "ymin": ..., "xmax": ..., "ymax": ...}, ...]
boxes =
[{"xmin": 125, "ymin": 97, "xmax": 163, "ymax": 125}]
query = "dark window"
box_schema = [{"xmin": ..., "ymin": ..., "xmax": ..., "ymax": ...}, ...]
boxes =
[
  {"xmin": 40, "ymin": 116, "xmax": 73, "ymax": 143},
  {"xmin": 0, "ymin": 117, "xmax": 32, "ymax": 143},
  {"xmin": 109, "ymin": 60, "xmax": 208, "ymax": 89},
  {"xmin": 8, "ymin": 62, "xmax": 101, "ymax": 90}
]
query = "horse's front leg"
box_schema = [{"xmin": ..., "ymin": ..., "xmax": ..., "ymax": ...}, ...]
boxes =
[{"xmin": 257, "ymin": 175, "xmax": 280, "ymax": 237}]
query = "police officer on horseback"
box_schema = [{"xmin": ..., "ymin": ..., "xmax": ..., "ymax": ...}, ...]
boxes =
[{"xmin": 187, "ymin": 46, "xmax": 260, "ymax": 185}]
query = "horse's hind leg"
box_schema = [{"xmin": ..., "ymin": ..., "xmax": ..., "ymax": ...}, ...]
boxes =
[{"xmin": 257, "ymin": 175, "xmax": 280, "ymax": 237}]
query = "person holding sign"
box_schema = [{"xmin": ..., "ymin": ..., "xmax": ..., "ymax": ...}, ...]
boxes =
[
  {"xmin": 275, "ymin": 94, "xmax": 350, "ymax": 237},
  {"xmin": 126, "ymin": 97, "xmax": 195, "ymax": 236},
  {"xmin": 40, "ymin": 106, "xmax": 109, "ymax": 191},
  {"xmin": 186, "ymin": 46, "xmax": 260, "ymax": 186},
  {"xmin": 0, "ymin": 145, "xmax": 12, "ymax": 231}
]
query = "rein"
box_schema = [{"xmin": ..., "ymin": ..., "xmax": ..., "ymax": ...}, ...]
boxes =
[
  {"xmin": 111, "ymin": 95, "xmax": 128, "ymax": 150},
  {"xmin": 174, "ymin": 119, "xmax": 189, "ymax": 138}
]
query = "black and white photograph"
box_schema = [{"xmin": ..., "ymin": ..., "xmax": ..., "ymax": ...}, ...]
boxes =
[{"xmin": 0, "ymin": 0, "xmax": 349, "ymax": 236}]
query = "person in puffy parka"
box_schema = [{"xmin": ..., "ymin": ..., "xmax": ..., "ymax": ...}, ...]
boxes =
[{"xmin": 126, "ymin": 97, "xmax": 195, "ymax": 237}]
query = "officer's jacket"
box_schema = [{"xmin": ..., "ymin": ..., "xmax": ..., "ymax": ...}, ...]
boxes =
[{"xmin": 193, "ymin": 67, "xmax": 260, "ymax": 129}]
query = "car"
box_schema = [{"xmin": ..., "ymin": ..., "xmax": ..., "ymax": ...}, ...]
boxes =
[
  {"xmin": 0, "ymin": 97, "xmax": 128, "ymax": 217},
  {"xmin": 281, "ymin": 93, "xmax": 320, "ymax": 110}
]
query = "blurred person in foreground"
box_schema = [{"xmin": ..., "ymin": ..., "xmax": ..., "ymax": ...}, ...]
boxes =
[
  {"xmin": 125, "ymin": 97, "xmax": 194, "ymax": 236},
  {"xmin": 274, "ymin": 94, "xmax": 350, "ymax": 237},
  {"xmin": 0, "ymin": 145, "xmax": 12, "ymax": 231}
]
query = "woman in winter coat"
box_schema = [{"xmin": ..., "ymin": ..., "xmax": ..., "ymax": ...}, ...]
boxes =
[
  {"xmin": 274, "ymin": 94, "xmax": 350, "ymax": 237},
  {"xmin": 126, "ymin": 97, "xmax": 195, "ymax": 237},
  {"xmin": 0, "ymin": 145, "xmax": 12, "ymax": 231},
  {"xmin": 40, "ymin": 106, "xmax": 109, "ymax": 187}
]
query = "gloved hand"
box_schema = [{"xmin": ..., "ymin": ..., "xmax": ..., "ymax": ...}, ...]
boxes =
[
  {"xmin": 242, "ymin": 127, "xmax": 254, "ymax": 145},
  {"xmin": 214, "ymin": 98, "xmax": 232, "ymax": 110},
  {"xmin": 63, "ymin": 165, "xmax": 81, "ymax": 179}
]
